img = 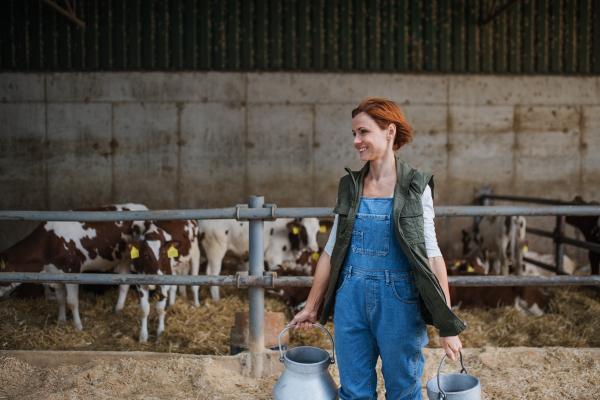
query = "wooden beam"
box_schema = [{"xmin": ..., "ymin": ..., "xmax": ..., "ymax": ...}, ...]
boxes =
[
  {"xmin": 41, "ymin": 0, "xmax": 85, "ymax": 28},
  {"xmin": 479, "ymin": 0, "xmax": 520, "ymax": 27}
]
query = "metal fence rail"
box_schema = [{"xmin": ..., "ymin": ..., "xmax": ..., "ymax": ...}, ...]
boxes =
[
  {"xmin": 2, "ymin": 205, "xmax": 600, "ymax": 221},
  {"xmin": 2, "ymin": 272, "xmax": 599, "ymax": 288}
]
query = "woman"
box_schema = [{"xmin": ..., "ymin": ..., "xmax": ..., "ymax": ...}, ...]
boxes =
[{"xmin": 288, "ymin": 98, "xmax": 466, "ymax": 400}]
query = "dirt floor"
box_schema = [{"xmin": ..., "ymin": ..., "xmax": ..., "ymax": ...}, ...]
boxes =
[
  {"xmin": 1, "ymin": 285, "xmax": 599, "ymax": 354},
  {"xmin": 1, "ymin": 347, "xmax": 598, "ymax": 399}
]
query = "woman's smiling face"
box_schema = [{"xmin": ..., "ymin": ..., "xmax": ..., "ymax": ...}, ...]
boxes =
[{"xmin": 352, "ymin": 112, "xmax": 393, "ymax": 162}]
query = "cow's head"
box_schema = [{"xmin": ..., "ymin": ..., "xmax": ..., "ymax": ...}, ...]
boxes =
[
  {"xmin": 300, "ymin": 218, "xmax": 321, "ymax": 252},
  {"xmin": 461, "ymin": 229, "xmax": 489, "ymax": 271},
  {"xmin": 286, "ymin": 218, "xmax": 322, "ymax": 253},
  {"xmin": 127, "ymin": 233, "xmax": 181, "ymax": 276},
  {"xmin": 287, "ymin": 220, "xmax": 304, "ymax": 251}
]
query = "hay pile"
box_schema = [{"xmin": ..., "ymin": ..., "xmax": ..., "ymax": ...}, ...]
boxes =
[
  {"xmin": 1, "ymin": 285, "xmax": 599, "ymax": 354},
  {"xmin": 1, "ymin": 348, "xmax": 598, "ymax": 399},
  {"xmin": 0, "ymin": 287, "xmax": 286, "ymax": 355},
  {"xmin": 0, "ymin": 355, "xmax": 278, "ymax": 399},
  {"xmin": 421, "ymin": 347, "xmax": 600, "ymax": 400},
  {"xmin": 427, "ymin": 287, "xmax": 600, "ymax": 349}
]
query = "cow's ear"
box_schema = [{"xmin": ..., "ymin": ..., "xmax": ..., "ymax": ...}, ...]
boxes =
[
  {"xmin": 320, "ymin": 219, "xmax": 334, "ymax": 231},
  {"xmin": 286, "ymin": 221, "xmax": 300, "ymax": 232},
  {"xmin": 165, "ymin": 240, "xmax": 182, "ymax": 249}
]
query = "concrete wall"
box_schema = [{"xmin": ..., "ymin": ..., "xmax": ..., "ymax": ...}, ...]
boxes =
[{"xmin": 1, "ymin": 72, "xmax": 599, "ymax": 260}]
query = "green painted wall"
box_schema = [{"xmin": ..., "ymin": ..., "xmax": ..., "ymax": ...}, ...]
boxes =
[{"xmin": 1, "ymin": 0, "xmax": 598, "ymax": 74}]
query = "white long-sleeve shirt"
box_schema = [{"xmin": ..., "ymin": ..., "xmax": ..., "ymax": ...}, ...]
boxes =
[{"xmin": 324, "ymin": 185, "xmax": 442, "ymax": 258}]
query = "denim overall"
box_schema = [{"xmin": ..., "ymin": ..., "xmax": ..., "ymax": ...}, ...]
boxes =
[{"xmin": 334, "ymin": 197, "xmax": 428, "ymax": 400}]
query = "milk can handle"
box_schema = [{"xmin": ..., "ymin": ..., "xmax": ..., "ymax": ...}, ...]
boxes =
[
  {"xmin": 436, "ymin": 351, "xmax": 467, "ymax": 400},
  {"xmin": 278, "ymin": 323, "xmax": 335, "ymax": 365}
]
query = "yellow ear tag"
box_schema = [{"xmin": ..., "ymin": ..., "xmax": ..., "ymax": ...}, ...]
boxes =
[
  {"xmin": 319, "ymin": 225, "xmax": 327, "ymax": 233},
  {"xmin": 467, "ymin": 265, "xmax": 474, "ymax": 273},
  {"xmin": 312, "ymin": 252, "xmax": 320, "ymax": 261},
  {"xmin": 454, "ymin": 261, "xmax": 460, "ymax": 267},
  {"xmin": 130, "ymin": 247, "xmax": 139, "ymax": 259},
  {"xmin": 1, "ymin": 259, "xmax": 5, "ymax": 269},
  {"xmin": 293, "ymin": 227, "xmax": 300, "ymax": 235},
  {"xmin": 168, "ymin": 245, "xmax": 179, "ymax": 258},
  {"xmin": 523, "ymin": 246, "xmax": 529, "ymax": 253}
]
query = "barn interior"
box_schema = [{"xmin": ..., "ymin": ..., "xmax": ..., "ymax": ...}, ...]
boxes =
[{"xmin": 1, "ymin": 0, "xmax": 600, "ymax": 398}]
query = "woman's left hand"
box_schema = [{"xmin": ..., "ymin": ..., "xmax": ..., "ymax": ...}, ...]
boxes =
[{"xmin": 439, "ymin": 335, "xmax": 462, "ymax": 361}]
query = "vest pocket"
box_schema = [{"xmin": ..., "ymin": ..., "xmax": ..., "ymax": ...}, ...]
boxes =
[
  {"xmin": 399, "ymin": 199, "xmax": 425, "ymax": 246},
  {"xmin": 351, "ymin": 213, "xmax": 390, "ymax": 256},
  {"xmin": 391, "ymin": 279, "xmax": 419, "ymax": 304}
]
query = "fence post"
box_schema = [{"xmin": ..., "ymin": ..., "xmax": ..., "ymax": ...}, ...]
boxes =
[
  {"xmin": 248, "ymin": 196, "xmax": 265, "ymax": 379},
  {"xmin": 555, "ymin": 215, "xmax": 566, "ymax": 274}
]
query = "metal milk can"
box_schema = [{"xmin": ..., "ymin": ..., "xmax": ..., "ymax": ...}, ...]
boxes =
[
  {"xmin": 426, "ymin": 351, "xmax": 481, "ymax": 400},
  {"xmin": 273, "ymin": 323, "xmax": 339, "ymax": 400}
]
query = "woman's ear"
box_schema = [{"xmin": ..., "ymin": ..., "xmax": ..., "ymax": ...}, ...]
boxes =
[
  {"xmin": 389, "ymin": 123, "xmax": 397, "ymax": 136},
  {"xmin": 387, "ymin": 124, "xmax": 397, "ymax": 141}
]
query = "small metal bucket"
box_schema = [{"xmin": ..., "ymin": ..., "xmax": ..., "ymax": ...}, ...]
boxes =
[
  {"xmin": 426, "ymin": 351, "xmax": 481, "ymax": 400},
  {"xmin": 273, "ymin": 323, "xmax": 339, "ymax": 400}
]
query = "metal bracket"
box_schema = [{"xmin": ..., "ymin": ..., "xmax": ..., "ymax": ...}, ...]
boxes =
[
  {"xmin": 263, "ymin": 204, "xmax": 277, "ymax": 221},
  {"xmin": 263, "ymin": 271, "xmax": 277, "ymax": 289},
  {"xmin": 235, "ymin": 271, "xmax": 248, "ymax": 289},
  {"xmin": 235, "ymin": 204, "xmax": 248, "ymax": 221}
]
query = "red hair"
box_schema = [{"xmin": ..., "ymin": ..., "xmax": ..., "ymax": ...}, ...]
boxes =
[{"xmin": 351, "ymin": 98, "xmax": 413, "ymax": 151}]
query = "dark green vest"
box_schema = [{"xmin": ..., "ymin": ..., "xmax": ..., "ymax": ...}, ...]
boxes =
[{"xmin": 319, "ymin": 156, "xmax": 467, "ymax": 337}]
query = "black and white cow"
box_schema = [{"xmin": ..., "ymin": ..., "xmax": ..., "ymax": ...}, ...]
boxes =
[
  {"xmin": 197, "ymin": 218, "xmax": 321, "ymax": 301},
  {"xmin": 462, "ymin": 215, "xmax": 527, "ymax": 275}
]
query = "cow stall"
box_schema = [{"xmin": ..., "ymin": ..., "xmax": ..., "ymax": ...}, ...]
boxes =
[{"xmin": 1, "ymin": 200, "xmax": 600, "ymax": 398}]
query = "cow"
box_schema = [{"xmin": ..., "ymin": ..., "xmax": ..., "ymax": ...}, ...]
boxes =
[
  {"xmin": 522, "ymin": 250, "xmax": 576, "ymax": 276},
  {"xmin": 566, "ymin": 196, "xmax": 600, "ymax": 275},
  {"xmin": 268, "ymin": 250, "xmax": 319, "ymax": 311},
  {"xmin": 197, "ymin": 218, "xmax": 322, "ymax": 301},
  {"xmin": 127, "ymin": 219, "xmax": 200, "ymax": 342},
  {"xmin": 446, "ymin": 267, "xmax": 551, "ymax": 316},
  {"xmin": 0, "ymin": 204, "xmax": 148, "ymax": 331},
  {"xmin": 462, "ymin": 215, "xmax": 527, "ymax": 276}
]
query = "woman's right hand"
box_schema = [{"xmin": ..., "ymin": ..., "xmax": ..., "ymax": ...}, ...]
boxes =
[{"xmin": 287, "ymin": 306, "xmax": 318, "ymax": 331}]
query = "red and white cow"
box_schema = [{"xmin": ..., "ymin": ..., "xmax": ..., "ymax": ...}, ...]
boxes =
[
  {"xmin": 268, "ymin": 249, "xmax": 320, "ymax": 310},
  {"xmin": 446, "ymin": 267, "xmax": 551, "ymax": 316},
  {"xmin": 197, "ymin": 218, "xmax": 321, "ymax": 301},
  {"xmin": 127, "ymin": 219, "xmax": 200, "ymax": 342},
  {"xmin": 566, "ymin": 196, "xmax": 600, "ymax": 275},
  {"xmin": 0, "ymin": 204, "xmax": 148, "ymax": 331},
  {"xmin": 462, "ymin": 215, "xmax": 527, "ymax": 275}
]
